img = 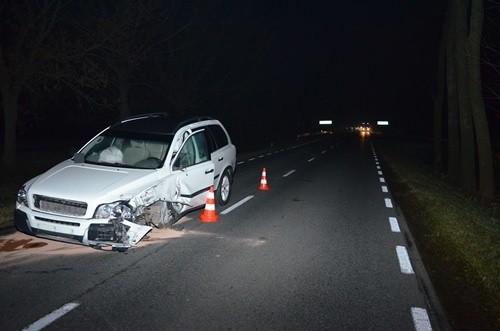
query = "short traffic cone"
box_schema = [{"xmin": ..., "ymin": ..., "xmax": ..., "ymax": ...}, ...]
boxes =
[
  {"xmin": 258, "ymin": 168, "xmax": 270, "ymax": 191},
  {"xmin": 199, "ymin": 186, "xmax": 219, "ymax": 222}
]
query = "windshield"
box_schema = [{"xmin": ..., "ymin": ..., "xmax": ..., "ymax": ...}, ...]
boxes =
[{"xmin": 79, "ymin": 130, "xmax": 173, "ymax": 169}]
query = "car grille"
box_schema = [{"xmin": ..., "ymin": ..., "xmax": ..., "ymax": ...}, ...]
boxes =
[
  {"xmin": 33, "ymin": 195, "xmax": 87, "ymax": 217},
  {"xmin": 35, "ymin": 216, "xmax": 81, "ymax": 227}
]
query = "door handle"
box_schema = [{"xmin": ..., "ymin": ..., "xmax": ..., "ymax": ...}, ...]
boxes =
[
  {"xmin": 205, "ymin": 169, "xmax": 214, "ymax": 174},
  {"xmin": 218, "ymin": 157, "xmax": 223, "ymax": 161}
]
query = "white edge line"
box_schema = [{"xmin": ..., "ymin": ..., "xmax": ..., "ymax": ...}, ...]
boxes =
[
  {"xmin": 385, "ymin": 198, "xmax": 393, "ymax": 208},
  {"xmin": 23, "ymin": 303, "xmax": 80, "ymax": 331},
  {"xmin": 389, "ymin": 217, "xmax": 400, "ymax": 232},
  {"xmin": 411, "ymin": 307, "xmax": 433, "ymax": 331},
  {"xmin": 220, "ymin": 195, "xmax": 254, "ymax": 215},
  {"xmin": 396, "ymin": 246, "xmax": 414, "ymax": 274}
]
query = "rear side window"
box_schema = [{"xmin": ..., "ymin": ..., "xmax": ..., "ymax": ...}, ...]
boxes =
[{"xmin": 208, "ymin": 125, "xmax": 229, "ymax": 150}]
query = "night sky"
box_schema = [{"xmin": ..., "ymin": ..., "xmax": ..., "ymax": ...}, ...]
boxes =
[
  {"xmin": 1, "ymin": 1, "xmax": 458, "ymax": 148},
  {"xmin": 248, "ymin": 0, "xmax": 446, "ymax": 135}
]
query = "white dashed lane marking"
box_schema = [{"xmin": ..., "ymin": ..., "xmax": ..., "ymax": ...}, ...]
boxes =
[
  {"xmin": 411, "ymin": 307, "xmax": 433, "ymax": 331},
  {"xmin": 389, "ymin": 217, "xmax": 401, "ymax": 232},
  {"xmin": 385, "ymin": 198, "xmax": 393, "ymax": 208},
  {"xmin": 396, "ymin": 246, "xmax": 414, "ymax": 274},
  {"xmin": 23, "ymin": 303, "xmax": 80, "ymax": 331},
  {"xmin": 372, "ymin": 144, "xmax": 430, "ymax": 328},
  {"xmin": 221, "ymin": 195, "xmax": 254, "ymax": 215}
]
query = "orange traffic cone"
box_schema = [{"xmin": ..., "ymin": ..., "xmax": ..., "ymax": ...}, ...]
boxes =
[
  {"xmin": 258, "ymin": 168, "xmax": 270, "ymax": 191},
  {"xmin": 199, "ymin": 186, "xmax": 219, "ymax": 222}
]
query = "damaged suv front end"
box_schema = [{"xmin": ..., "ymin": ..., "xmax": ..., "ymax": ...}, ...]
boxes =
[
  {"xmin": 14, "ymin": 113, "xmax": 236, "ymax": 251},
  {"xmin": 14, "ymin": 155, "xmax": 163, "ymax": 250}
]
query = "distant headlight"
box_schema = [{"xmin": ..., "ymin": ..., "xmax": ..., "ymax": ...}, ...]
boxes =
[
  {"xmin": 17, "ymin": 187, "xmax": 28, "ymax": 207},
  {"xmin": 94, "ymin": 202, "xmax": 133, "ymax": 220}
]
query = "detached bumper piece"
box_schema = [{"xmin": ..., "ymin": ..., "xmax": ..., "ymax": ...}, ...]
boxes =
[
  {"xmin": 88, "ymin": 223, "xmax": 117, "ymax": 242},
  {"xmin": 87, "ymin": 219, "xmax": 151, "ymax": 251}
]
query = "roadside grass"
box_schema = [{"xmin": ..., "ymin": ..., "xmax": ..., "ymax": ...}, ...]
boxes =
[{"xmin": 376, "ymin": 139, "xmax": 500, "ymax": 330}]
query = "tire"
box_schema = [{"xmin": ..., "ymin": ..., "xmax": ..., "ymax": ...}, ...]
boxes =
[{"xmin": 216, "ymin": 168, "xmax": 232, "ymax": 206}]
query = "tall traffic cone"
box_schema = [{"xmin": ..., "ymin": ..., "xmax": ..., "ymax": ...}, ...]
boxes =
[
  {"xmin": 199, "ymin": 186, "xmax": 219, "ymax": 222},
  {"xmin": 258, "ymin": 168, "xmax": 270, "ymax": 191}
]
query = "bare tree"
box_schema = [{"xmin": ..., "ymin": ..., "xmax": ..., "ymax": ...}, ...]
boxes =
[
  {"xmin": 80, "ymin": 0, "xmax": 196, "ymax": 119},
  {"xmin": 436, "ymin": 0, "xmax": 494, "ymax": 198},
  {"xmin": 433, "ymin": 5, "xmax": 448, "ymax": 172},
  {"xmin": 467, "ymin": 0, "xmax": 494, "ymax": 198},
  {"xmin": 0, "ymin": 0, "xmax": 105, "ymax": 168},
  {"xmin": 455, "ymin": 0, "xmax": 476, "ymax": 190},
  {"xmin": 446, "ymin": 0, "xmax": 461, "ymax": 182},
  {"xmin": 0, "ymin": 0, "xmax": 66, "ymax": 168}
]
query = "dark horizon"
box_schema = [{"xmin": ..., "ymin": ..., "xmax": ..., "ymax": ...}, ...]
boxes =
[{"xmin": 1, "ymin": 1, "xmax": 499, "ymax": 154}]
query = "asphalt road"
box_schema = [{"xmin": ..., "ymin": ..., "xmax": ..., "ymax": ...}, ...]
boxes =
[{"xmin": 0, "ymin": 134, "xmax": 448, "ymax": 330}]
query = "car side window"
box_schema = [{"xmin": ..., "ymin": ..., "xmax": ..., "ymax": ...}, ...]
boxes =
[
  {"xmin": 175, "ymin": 131, "xmax": 209, "ymax": 169},
  {"xmin": 208, "ymin": 125, "xmax": 229, "ymax": 150}
]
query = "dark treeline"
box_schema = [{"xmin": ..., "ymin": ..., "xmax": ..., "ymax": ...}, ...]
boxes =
[
  {"xmin": 0, "ymin": 0, "xmax": 293, "ymax": 166},
  {"xmin": 1, "ymin": 1, "xmax": 499, "ymax": 201}
]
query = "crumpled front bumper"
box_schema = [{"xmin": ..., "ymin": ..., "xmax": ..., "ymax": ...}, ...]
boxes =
[{"xmin": 14, "ymin": 208, "xmax": 151, "ymax": 249}]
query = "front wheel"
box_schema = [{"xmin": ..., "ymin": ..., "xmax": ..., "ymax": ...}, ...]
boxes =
[
  {"xmin": 216, "ymin": 168, "xmax": 232, "ymax": 206},
  {"xmin": 166, "ymin": 202, "xmax": 182, "ymax": 226}
]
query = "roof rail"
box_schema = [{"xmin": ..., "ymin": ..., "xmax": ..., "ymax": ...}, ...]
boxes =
[
  {"xmin": 173, "ymin": 115, "xmax": 214, "ymax": 132},
  {"xmin": 120, "ymin": 113, "xmax": 171, "ymax": 123}
]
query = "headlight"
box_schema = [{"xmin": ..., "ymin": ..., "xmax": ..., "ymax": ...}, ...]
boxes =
[
  {"xmin": 94, "ymin": 202, "xmax": 133, "ymax": 220},
  {"xmin": 113, "ymin": 204, "xmax": 133, "ymax": 221},
  {"xmin": 17, "ymin": 187, "xmax": 28, "ymax": 206}
]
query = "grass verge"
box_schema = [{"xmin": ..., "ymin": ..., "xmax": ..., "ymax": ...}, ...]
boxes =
[{"xmin": 376, "ymin": 139, "xmax": 499, "ymax": 330}]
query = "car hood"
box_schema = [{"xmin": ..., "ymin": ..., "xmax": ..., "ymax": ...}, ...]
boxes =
[{"xmin": 29, "ymin": 160, "xmax": 160, "ymax": 204}]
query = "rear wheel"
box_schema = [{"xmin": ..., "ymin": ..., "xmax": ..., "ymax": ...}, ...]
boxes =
[{"xmin": 216, "ymin": 168, "xmax": 232, "ymax": 206}]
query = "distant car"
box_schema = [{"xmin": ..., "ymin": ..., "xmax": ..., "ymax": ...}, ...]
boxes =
[{"xmin": 15, "ymin": 113, "xmax": 236, "ymax": 250}]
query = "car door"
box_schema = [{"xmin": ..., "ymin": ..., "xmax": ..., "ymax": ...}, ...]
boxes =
[
  {"xmin": 207, "ymin": 124, "xmax": 233, "ymax": 187},
  {"xmin": 171, "ymin": 130, "xmax": 214, "ymax": 209}
]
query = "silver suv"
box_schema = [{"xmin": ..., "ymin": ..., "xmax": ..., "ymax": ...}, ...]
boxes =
[{"xmin": 15, "ymin": 113, "xmax": 236, "ymax": 250}]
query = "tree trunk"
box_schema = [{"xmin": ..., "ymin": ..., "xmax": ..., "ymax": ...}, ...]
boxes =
[
  {"xmin": 434, "ymin": 6, "xmax": 448, "ymax": 173},
  {"xmin": 455, "ymin": 0, "xmax": 476, "ymax": 191},
  {"xmin": 1, "ymin": 86, "xmax": 20, "ymax": 169},
  {"xmin": 467, "ymin": 0, "xmax": 494, "ymax": 198},
  {"xmin": 117, "ymin": 70, "xmax": 131, "ymax": 119},
  {"xmin": 446, "ymin": 0, "xmax": 461, "ymax": 183}
]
